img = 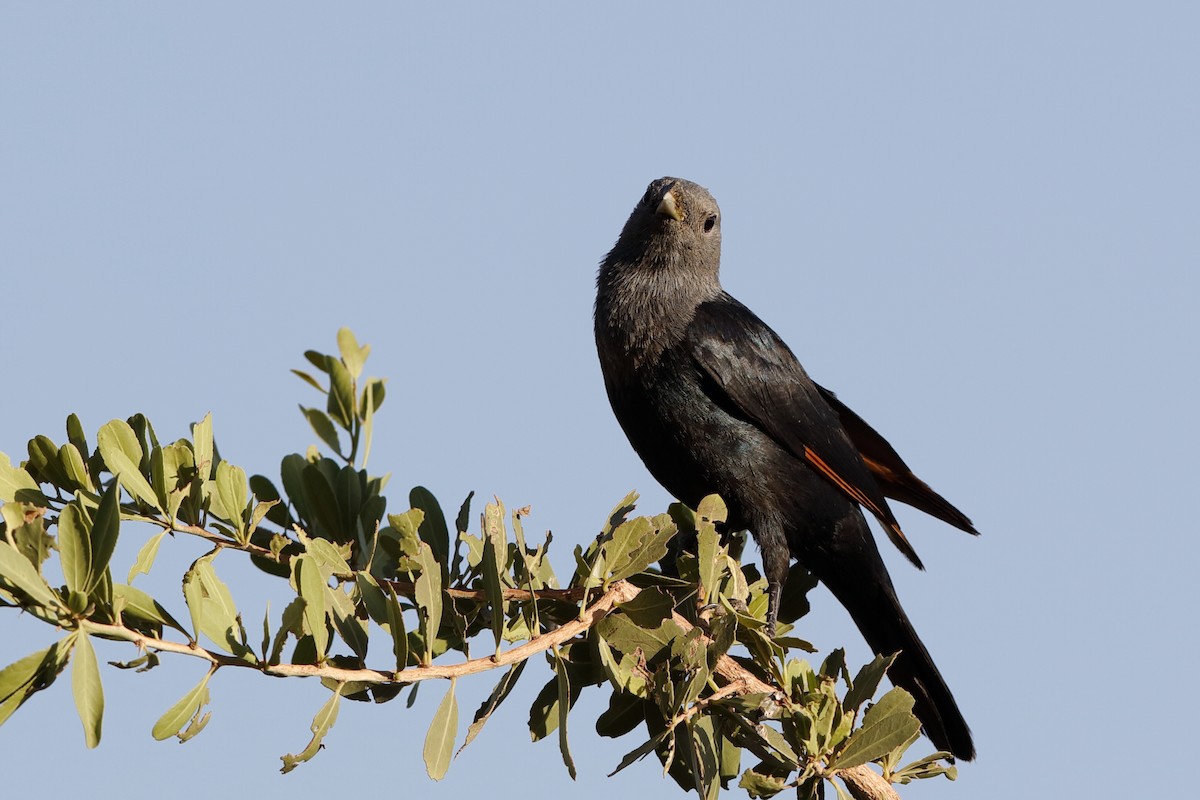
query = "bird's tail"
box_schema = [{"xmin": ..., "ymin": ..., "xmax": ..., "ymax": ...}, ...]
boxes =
[{"xmin": 822, "ymin": 567, "xmax": 975, "ymax": 761}]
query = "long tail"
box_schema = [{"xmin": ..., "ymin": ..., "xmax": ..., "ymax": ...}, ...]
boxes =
[{"xmin": 819, "ymin": 553, "xmax": 975, "ymax": 760}]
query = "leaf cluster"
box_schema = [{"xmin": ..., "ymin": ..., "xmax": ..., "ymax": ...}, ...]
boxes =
[{"xmin": 0, "ymin": 329, "xmax": 957, "ymax": 798}]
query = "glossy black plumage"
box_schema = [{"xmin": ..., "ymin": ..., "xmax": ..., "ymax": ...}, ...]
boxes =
[{"xmin": 594, "ymin": 177, "xmax": 976, "ymax": 760}]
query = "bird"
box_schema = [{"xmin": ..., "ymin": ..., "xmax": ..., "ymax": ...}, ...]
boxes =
[{"xmin": 593, "ymin": 176, "xmax": 977, "ymax": 760}]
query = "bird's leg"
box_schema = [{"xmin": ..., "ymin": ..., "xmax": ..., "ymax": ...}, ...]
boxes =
[
  {"xmin": 765, "ymin": 581, "xmax": 781, "ymax": 638},
  {"xmin": 758, "ymin": 524, "xmax": 790, "ymax": 638}
]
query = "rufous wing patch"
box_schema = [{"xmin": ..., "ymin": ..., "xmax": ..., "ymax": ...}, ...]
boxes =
[{"xmin": 802, "ymin": 445, "xmax": 924, "ymax": 569}]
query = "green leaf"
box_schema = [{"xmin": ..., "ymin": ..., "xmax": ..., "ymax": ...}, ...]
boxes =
[
  {"xmin": 529, "ymin": 653, "xmax": 589, "ymax": 744},
  {"xmin": 191, "ymin": 413, "xmax": 214, "ymax": 480},
  {"xmin": 0, "ymin": 540, "xmax": 63, "ymax": 611},
  {"xmin": 269, "ymin": 597, "xmax": 306, "ymax": 665},
  {"xmin": 71, "ymin": 634, "xmax": 104, "ymax": 748},
  {"xmin": 88, "ymin": 482, "xmax": 121, "ymax": 592},
  {"xmin": 527, "ymin": 676, "xmax": 559, "ymax": 741},
  {"xmin": 2, "ymin": 504, "xmax": 53, "ymax": 573},
  {"xmin": 262, "ymin": 605, "xmax": 271, "ymax": 660},
  {"xmin": 359, "ymin": 377, "xmax": 386, "ymax": 418},
  {"xmin": 0, "ymin": 641, "xmax": 70, "ymax": 727},
  {"xmin": 820, "ymin": 648, "xmax": 847, "ymax": 681},
  {"xmin": 422, "ymin": 679, "xmax": 458, "ymax": 781},
  {"xmin": 607, "ymin": 514, "xmax": 676, "ymax": 583},
  {"xmin": 358, "ymin": 380, "xmax": 376, "ymax": 469},
  {"xmin": 96, "ymin": 419, "xmax": 160, "ymax": 510},
  {"xmin": 831, "ymin": 779, "xmax": 855, "ymax": 800},
  {"xmin": 113, "ymin": 583, "xmax": 189, "ymax": 636},
  {"xmin": 696, "ymin": 494, "xmax": 728, "ymax": 524},
  {"xmin": 291, "ymin": 369, "xmax": 327, "ymax": 393},
  {"xmin": 149, "ymin": 446, "xmax": 171, "ymax": 511},
  {"xmin": 458, "ymin": 661, "xmax": 526, "ymax": 755},
  {"xmin": 685, "ymin": 715, "xmax": 721, "ymax": 800},
  {"xmin": 608, "ymin": 730, "xmax": 671, "ymax": 777},
  {"xmin": 602, "ymin": 491, "xmax": 640, "ymax": 536},
  {"xmin": 280, "ymin": 685, "xmax": 343, "ymax": 774},
  {"xmin": 248, "ymin": 499, "xmax": 278, "ymax": 539},
  {"xmin": 177, "ymin": 703, "xmax": 212, "ymax": 742},
  {"xmin": 593, "ymin": 633, "xmax": 629, "ymax": 694},
  {"xmin": 304, "ymin": 349, "xmax": 330, "ymax": 372},
  {"xmin": 301, "ymin": 407, "xmax": 343, "ymax": 456},
  {"xmin": 325, "ymin": 584, "xmax": 367, "ymax": 661},
  {"xmin": 617, "ymin": 586, "xmax": 676, "ymax": 624},
  {"xmin": 842, "ymin": 653, "xmax": 896, "ymax": 715},
  {"xmin": 28, "ymin": 435, "xmax": 73, "ymax": 489},
  {"xmin": 409, "ymin": 486, "xmax": 450, "ymax": 571},
  {"xmin": 753, "ymin": 722, "xmax": 802, "ymax": 767},
  {"xmin": 334, "ymin": 465, "xmax": 363, "ymax": 538},
  {"xmin": 554, "ymin": 650, "xmax": 577, "ymax": 780},
  {"xmin": 828, "ymin": 688, "xmax": 921, "ymax": 771},
  {"xmin": 739, "ymin": 764, "xmax": 791, "ymax": 799},
  {"xmin": 413, "ymin": 543, "xmax": 443, "ymax": 665},
  {"xmin": 182, "ymin": 556, "xmax": 247, "ymax": 657},
  {"xmin": 212, "ymin": 460, "xmax": 248, "ymax": 541},
  {"xmin": 893, "ymin": 751, "xmax": 959, "ymax": 783},
  {"xmin": 59, "ymin": 443, "xmax": 93, "ymax": 492},
  {"xmin": 57, "ymin": 503, "xmax": 92, "ymax": 596},
  {"xmin": 295, "ymin": 556, "xmax": 329, "ymax": 660},
  {"xmin": 675, "ymin": 627, "xmax": 713, "ymax": 707},
  {"xmin": 388, "ymin": 506, "xmax": 427, "ymax": 556},
  {"xmin": 696, "ymin": 511, "xmax": 720, "ymax": 604},
  {"xmin": 595, "ymin": 613, "xmax": 684, "ymax": 664},
  {"xmin": 304, "ymin": 536, "xmax": 353, "ymax": 579},
  {"xmin": 296, "ymin": 469, "xmax": 338, "ymax": 542},
  {"xmin": 326, "ymin": 356, "xmax": 356, "ymax": 429},
  {"xmin": 861, "ymin": 686, "xmax": 916, "ymax": 728},
  {"xmin": 66, "ymin": 413, "xmax": 89, "ymax": 455},
  {"xmin": 385, "ymin": 583, "xmax": 408, "ymax": 672},
  {"xmin": 600, "ymin": 516, "xmax": 651, "ymax": 583},
  {"xmin": 595, "ymin": 691, "xmax": 645, "ymax": 738},
  {"xmin": 481, "ymin": 501, "xmax": 507, "ymax": 654},
  {"xmin": 128, "ymin": 531, "xmax": 168, "ymax": 583},
  {"xmin": 353, "ymin": 572, "xmax": 390, "ymax": 628},
  {"xmin": 452, "ymin": 492, "xmax": 473, "ymax": 570},
  {"xmin": 152, "ymin": 671, "xmax": 212, "ymax": 740},
  {"xmin": 718, "ymin": 725, "xmax": 743, "ymax": 788},
  {"xmin": 126, "ymin": 413, "xmax": 159, "ymax": 467},
  {"xmin": 0, "ymin": 452, "xmax": 46, "ymax": 505},
  {"xmin": 337, "ymin": 327, "xmax": 369, "ymax": 379},
  {"xmin": 580, "ymin": 491, "xmax": 640, "ymax": 590},
  {"xmin": 153, "ymin": 441, "xmax": 194, "ymax": 521}
]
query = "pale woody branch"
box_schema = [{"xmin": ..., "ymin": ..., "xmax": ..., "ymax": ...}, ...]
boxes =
[{"xmin": 82, "ymin": 581, "xmax": 637, "ymax": 684}]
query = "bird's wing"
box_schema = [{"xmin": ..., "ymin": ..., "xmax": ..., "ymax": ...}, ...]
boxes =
[
  {"xmin": 688, "ymin": 297, "xmax": 924, "ymax": 568},
  {"xmin": 815, "ymin": 384, "xmax": 979, "ymax": 535}
]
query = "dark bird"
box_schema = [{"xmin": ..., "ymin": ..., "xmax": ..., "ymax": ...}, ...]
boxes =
[{"xmin": 594, "ymin": 177, "xmax": 977, "ymax": 760}]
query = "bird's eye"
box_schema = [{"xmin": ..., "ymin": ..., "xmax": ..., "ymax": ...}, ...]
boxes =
[
  {"xmin": 641, "ymin": 187, "xmax": 656, "ymax": 206},
  {"xmin": 703, "ymin": 215, "xmax": 718, "ymax": 233}
]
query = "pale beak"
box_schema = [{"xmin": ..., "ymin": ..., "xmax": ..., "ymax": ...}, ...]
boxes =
[{"xmin": 656, "ymin": 189, "xmax": 683, "ymax": 221}]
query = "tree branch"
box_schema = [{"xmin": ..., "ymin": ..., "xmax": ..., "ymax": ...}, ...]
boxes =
[
  {"xmin": 81, "ymin": 580, "xmax": 639, "ymax": 685},
  {"xmin": 140, "ymin": 513, "xmax": 593, "ymax": 605},
  {"xmin": 666, "ymin": 609, "xmax": 902, "ymax": 800},
  {"xmin": 85, "ymin": 547, "xmax": 900, "ymax": 799}
]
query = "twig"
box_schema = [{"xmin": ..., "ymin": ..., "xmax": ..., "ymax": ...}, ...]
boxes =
[
  {"xmin": 381, "ymin": 579, "xmax": 592, "ymax": 604},
  {"xmin": 138, "ymin": 513, "xmax": 594, "ymax": 605},
  {"xmin": 81, "ymin": 580, "xmax": 639, "ymax": 685},
  {"xmin": 665, "ymin": 609, "xmax": 901, "ymax": 800}
]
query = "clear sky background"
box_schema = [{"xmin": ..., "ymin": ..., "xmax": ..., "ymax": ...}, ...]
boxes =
[{"xmin": 2, "ymin": 4, "xmax": 1197, "ymax": 798}]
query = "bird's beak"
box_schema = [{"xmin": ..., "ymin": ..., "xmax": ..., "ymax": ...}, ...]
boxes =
[{"xmin": 656, "ymin": 188, "xmax": 683, "ymax": 221}]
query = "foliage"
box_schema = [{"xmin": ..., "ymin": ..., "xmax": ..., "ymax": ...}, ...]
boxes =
[{"xmin": 0, "ymin": 329, "xmax": 957, "ymax": 799}]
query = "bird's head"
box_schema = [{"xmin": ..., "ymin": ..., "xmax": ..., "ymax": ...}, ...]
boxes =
[{"xmin": 608, "ymin": 177, "xmax": 723, "ymax": 280}]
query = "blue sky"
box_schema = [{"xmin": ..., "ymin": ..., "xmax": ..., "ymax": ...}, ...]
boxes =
[{"xmin": 2, "ymin": 4, "xmax": 1197, "ymax": 798}]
